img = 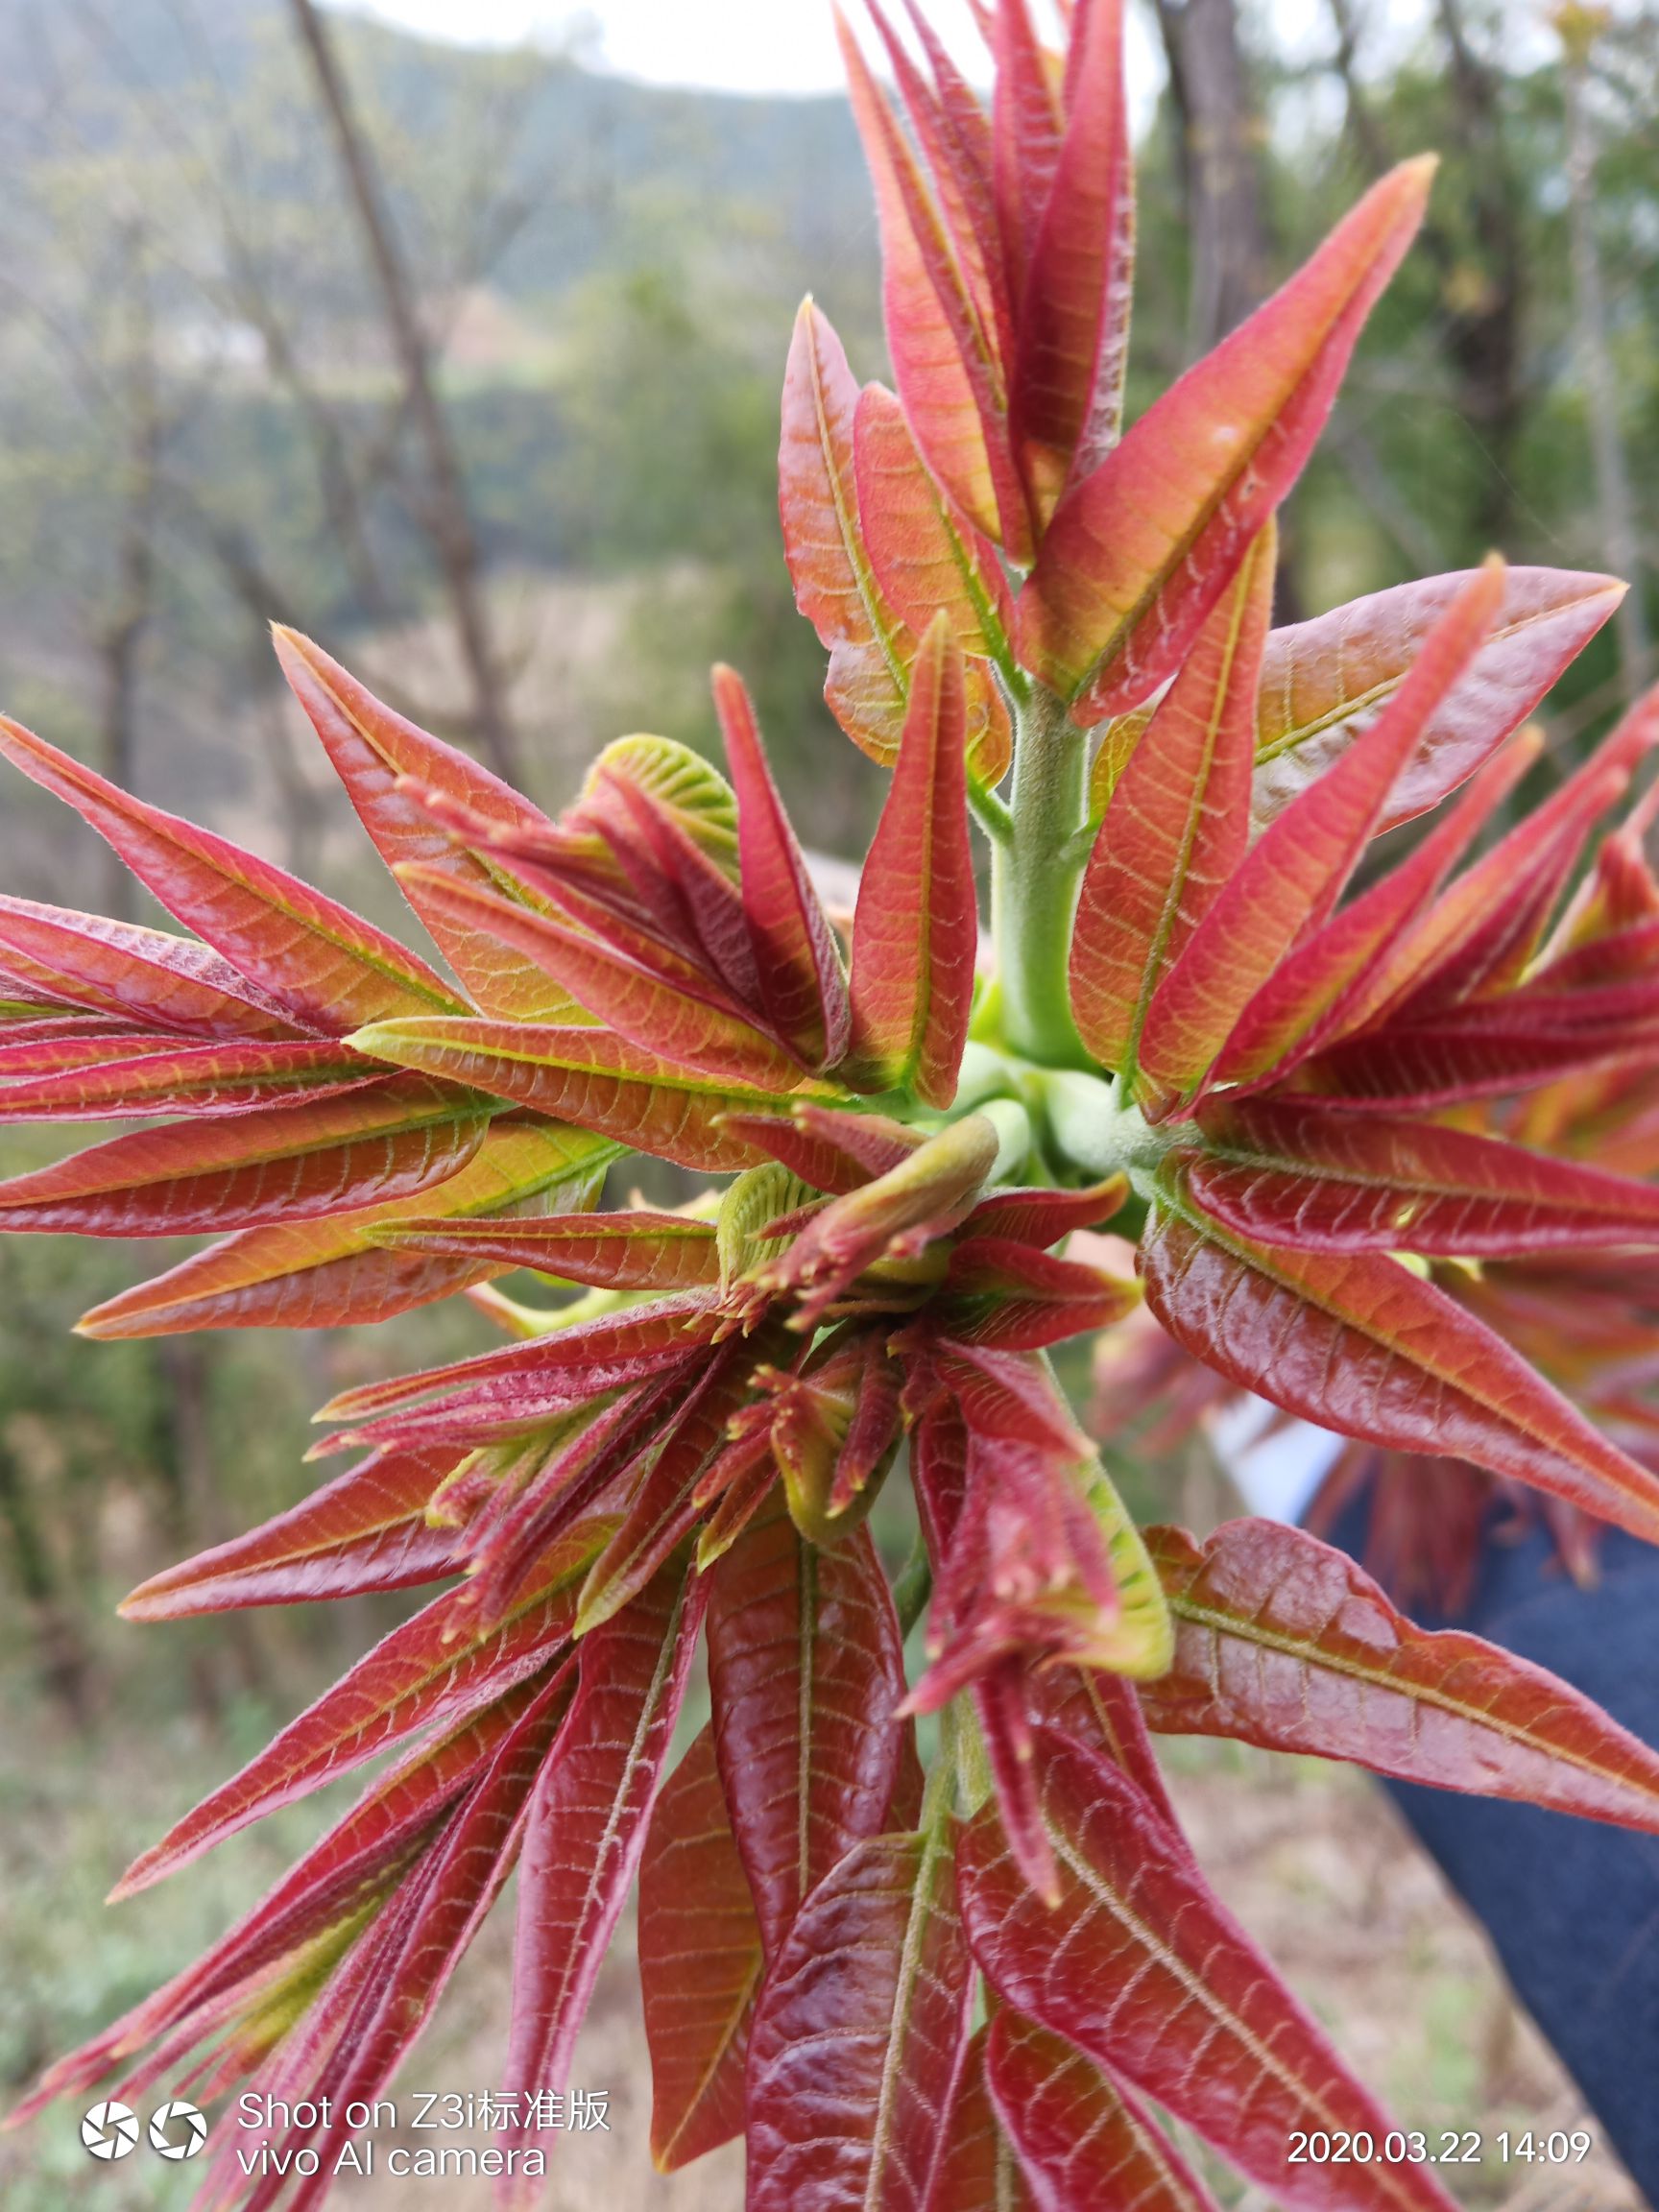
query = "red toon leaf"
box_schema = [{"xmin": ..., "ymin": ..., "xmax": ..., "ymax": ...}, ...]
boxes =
[
  {"xmin": 1017, "ymin": 158, "xmax": 1434, "ymax": 718},
  {"xmin": 1070, "ymin": 519, "xmax": 1276, "ymax": 1074},
  {"xmin": 0, "ymin": 715, "xmax": 466, "ymax": 1031},
  {"xmin": 74, "ymin": 1117, "xmax": 612, "ymax": 1336},
  {"xmin": 707, "ymin": 1498, "xmax": 907, "ymax": 1960},
  {"xmin": 1142, "ymin": 1176, "xmax": 1659, "ymax": 1546},
  {"xmin": 1191, "ymin": 1097, "xmax": 1659, "ymax": 1256},
  {"xmin": 0, "ymin": 896, "xmax": 300, "ymax": 1038},
  {"xmin": 374, "ymin": 1208, "xmax": 720, "ymax": 1292},
  {"xmin": 120, "ymin": 1448, "xmax": 461, "ymax": 1619},
  {"xmin": 1142, "ymin": 1519, "xmax": 1659, "ymax": 1832},
  {"xmin": 713, "ymin": 663, "xmax": 852, "ymax": 1069},
  {"xmin": 986, "ymin": 2009, "xmax": 1223, "ymax": 2212},
  {"xmin": 637, "ymin": 1725, "xmax": 762, "ymax": 2173},
  {"xmin": 503, "ymin": 1561, "xmax": 707, "ymax": 2132},
  {"xmin": 923, "ymin": 2026, "xmax": 1035, "ymax": 2212},
  {"xmin": 1138, "ymin": 558, "xmax": 1503, "ymax": 1095},
  {"xmin": 273, "ymin": 628, "xmax": 572, "ymax": 1020},
  {"xmin": 1010, "ymin": 0, "xmax": 1136, "ymax": 516},
  {"xmin": 0, "ymin": 1077, "xmax": 494, "ymax": 1237},
  {"xmin": 1252, "ymin": 565, "xmax": 1626, "ymax": 835},
  {"xmin": 836, "ymin": 16, "xmax": 1029, "ymax": 558},
  {"xmin": 847, "ymin": 615, "xmax": 977, "ymax": 1106},
  {"xmin": 959, "ymin": 1728, "xmax": 1462, "ymax": 2212},
  {"xmin": 0, "ymin": 1037, "xmax": 375, "ymax": 1121},
  {"xmin": 746, "ymin": 1824, "xmax": 975, "ymax": 2212}
]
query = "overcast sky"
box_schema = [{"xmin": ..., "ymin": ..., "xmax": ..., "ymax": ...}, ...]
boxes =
[{"xmin": 337, "ymin": 0, "xmax": 993, "ymax": 92}]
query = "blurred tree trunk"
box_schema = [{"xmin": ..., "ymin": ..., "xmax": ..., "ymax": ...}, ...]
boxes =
[
  {"xmin": 1327, "ymin": 0, "xmax": 1525, "ymax": 550},
  {"xmin": 1155, "ymin": 0, "xmax": 1303, "ymax": 618},
  {"xmin": 0, "ymin": 1437, "xmax": 95, "ymax": 1729},
  {"xmin": 1560, "ymin": 9, "xmax": 1648, "ymax": 699},
  {"xmin": 95, "ymin": 221, "xmax": 161, "ymax": 923},
  {"xmin": 157, "ymin": 1338, "xmax": 270, "ymax": 1721},
  {"xmin": 1155, "ymin": 0, "xmax": 1269, "ymax": 356},
  {"xmin": 285, "ymin": 0, "xmax": 518, "ymax": 781}
]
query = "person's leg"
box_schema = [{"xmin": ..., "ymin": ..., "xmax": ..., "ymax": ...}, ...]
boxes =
[{"xmin": 1324, "ymin": 1503, "xmax": 1659, "ymax": 2198}]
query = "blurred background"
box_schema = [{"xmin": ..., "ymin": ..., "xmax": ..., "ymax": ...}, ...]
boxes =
[{"xmin": 0, "ymin": 0, "xmax": 1654, "ymax": 2202}]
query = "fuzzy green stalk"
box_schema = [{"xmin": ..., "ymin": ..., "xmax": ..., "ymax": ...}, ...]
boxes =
[{"xmin": 992, "ymin": 680, "xmax": 1093, "ymax": 1069}]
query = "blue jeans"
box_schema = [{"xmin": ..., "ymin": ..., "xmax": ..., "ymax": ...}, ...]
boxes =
[{"xmin": 1323, "ymin": 1500, "xmax": 1659, "ymax": 2200}]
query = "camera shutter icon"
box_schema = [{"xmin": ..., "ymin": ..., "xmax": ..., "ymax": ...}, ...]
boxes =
[
  {"xmin": 81, "ymin": 2101, "xmax": 140, "ymax": 2160},
  {"xmin": 149, "ymin": 2099, "xmax": 209, "ymax": 2160}
]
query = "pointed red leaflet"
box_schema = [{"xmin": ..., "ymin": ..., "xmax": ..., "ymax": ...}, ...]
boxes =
[
  {"xmin": 0, "ymin": 715, "xmax": 466, "ymax": 1031},
  {"xmin": 0, "ymin": 895, "xmax": 301, "ymax": 1038},
  {"xmin": 1142, "ymin": 1174, "xmax": 1659, "ymax": 1545},
  {"xmin": 111, "ymin": 1519, "xmax": 602, "ymax": 1897},
  {"xmin": 0, "ymin": 1077, "xmax": 493, "ymax": 1237},
  {"xmin": 1252, "ymin": 566, "xmax": 1626, "ymax": 835},
  {"xmin": 347, "ymin": 1013, "xmax": 794, "ymax": 1172},
  {"xmin": 1208, "ymin": 731, "xmax": 1539, "ymax": 1092},
  {"xmin": 392, "ymin": 865, "xmax": 805, "ymax": 1092},
  {"xmin": 0, "ymin": 1037, "xmax": 375, "ymax": 1120},
  {"xmin": 1070, "ymin": 520, "xmax": 1275, "ymax": 1074},
  {"xmin": 1191, "ymin": 1097, "xmax": 1659, "ymax": 1256},
  {"xmin": 779, "ymin": 296, "xmax": 913, "ymax": 761},
  {"xmin": 745, "ymin": 1825, "xmax": 975, "ymax": 2212},
  {"xmin": 853, "ymin": 384, "xmax": 1015, "ymax": 666},
  {"xmin": 962, "ymin": 1173, "xmax": 1127, "ymax": 1246},
  {"xmin": 847, "ymin": 616, "xmax": 978, "ymax": 1105},
  {"xmin": 273, "ymin": 629, "xmax": 573, "ymax": 1021},
  {"xmin": 960, "ymin": 1728, "xmax": 1462, "ymax": 2212},
  {"xmin": 923, "ymin": 2027, "xmax": 1035, "ymax": 2212},
  {"xmin": 120, "ymin": 1449, "xmax": 461, "ymax": 1619},
  {"xmin": 836, "ymin": 12, "xmax": 1029, "ymax": 558},
  {"xmin": 373, "ymin": 1209, "xmax": 720, "ymax": 1291},
  {"xmin": 1017, "ymin": 158, "xmax": 1435, "ymax": 717},
  {"xmin": 1138, "ymin": 559, "xmax": 1503, "ymax": 1096},
  {"xmin": 503, "ymin": 1563, "xmax": 706, "ymax": 2139},
  {"xmin": 713, "ymin": 663, "xmax": 852, "ymax": 1069},
  {"xmin": 718, "ymin": 1100, "xmax": 926, "ymax": 1195},
  {"xmin": 1143, "ymin": 1519, "xmax": 1659, "ymax": 1832},
  {"xmin": 252, "ymin": 1665, "xmax": 577, "ymax": 2210},
  {"xmin": 986, "ymin": 2010, "xmax": 1223, "ymax": 2212},
  {"xmin": 940, "ymin": 1234, "xmax": 1141, "ymax": 1349},
  {"xmin": 707, "ymin": 1500, "xmax": 907, "ymax": 1960},
  {"xmin": 74, "ymin": 1118, "xmax": 613, "ymax": 1337},
  {"xmin": 637, "ymin": 1725, "xmax": 761, "ymax": 2173},
  {"xmin": 991, "ymin": 0, "xmax": 1064, "ymax": 305},
  {"xmin": 1010, "ymin": 0, "xmax": 1135, "ymax": 516}
]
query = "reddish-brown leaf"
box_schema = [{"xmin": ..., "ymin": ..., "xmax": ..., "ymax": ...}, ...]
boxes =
[
  {"xmin": 1142, "ymin": 1173, "xmax": 1659, "ymax": 1546},
  {"xmin": 1017, "ymin": 158, "xmax": 1434, "ymax": 718},
  {"xmin": 779, "ymin": 296, "xmax": 913, "ymax": 761},
  {"xmin": 1070, "ymin": 520, "xmax": 1276, "ymax": 1074},
  {"xmin": 638, "ymin": 1725, "xmax": 762, "ymax": 2173},
  {"xmin": 987, "ymin": 2009, "xmax": 1222, "ymax": 2212},
  {"xmin": 847, "ymin": 615, "xmax": 978, "ymax": 1106},
  {"xmin": 373, "ymin": 1208, "xmax": 719, "ymax": 1291},
  {"xmin": 1192, "ymin": 1098, "xmax": 1659, "ymax": 1256},
  {"xmin": 349, "ymin": 1013, "xmax": 798, "ymax": 1170},
  {"xmin": 962, "ymin": 1174, "xmax": 1127, "ymax": 1247},
  {"xmin": 923, "ymin": 2026, "xmax": 1035, "ymax": 2212},
  {"xmin": 0, "ymin": 715, "xmax": 466, "ymax": 1031},
  {"xmin": 75, "ymin": 1118, "xmax": 612, "ymax": 1336},
  {"xmin": 1138, "ymin": 559, "xmax": 1503, "ymax": 1096},
  {"xmin": 746, "ymin": 1824, "xmax": 975, "ymax": 2212},
  {"xmin": 273, "ymin": 628, "xmax": 573, "ymax": 1020},
  {"xmin": 504, "ymin": 1562, "xmax": 707, "ymax": 2130},
  {"xmin": 120, "ymin": 1448, "xmax": 460, "ymax": 1619},
  {"xmin": 707, "ymin": 1498, "xmax": 907, "ymax": 1960},
  {"xmin": 1142, "ymin": 1519, "xmax": 1659, "ymax": 1832},
  {"xmin": 713, "ymin": 663, "xmax": 852, "ymax": 1069},
  {"xmin": 0, "ymin": 1076, "xmax": 493, "ymax": 1237},
  {"xmin": 1010, "ymin": 0, "xmax": 1136, "ymax": 517},
  {"xmin": 1252, "ymin": 566, "xmax": 1626, "ymax": 835},
  {"xmin": 940, "ymin": 1233, "xmax": 1142, "ymax": 1349},
  {"xmin": 960, "ymin": 1728, "xmax": 1461, "ymax": 2212},
  {"xmin": 837, "ymin": 17, "xmax": 1028, "ymax": 557},
  {"xmin": 0, "ymin": 896, "xmax": 301, "ymax": 1039},
  {"xmin": 0, "ymin": 1037, "xmax": 374, "ymax": 1120}
]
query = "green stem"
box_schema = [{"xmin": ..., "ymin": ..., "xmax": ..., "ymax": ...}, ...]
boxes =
[{"xmin": 993, "ymin": 682, "xmax": 1092, "ymax": 1068}]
